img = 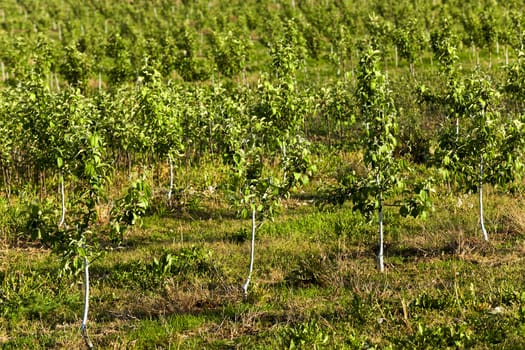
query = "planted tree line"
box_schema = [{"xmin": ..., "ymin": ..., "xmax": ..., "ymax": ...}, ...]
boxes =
[{"xmin": 2, "ymin": 1, "xmax": 525, "ymax": 348}]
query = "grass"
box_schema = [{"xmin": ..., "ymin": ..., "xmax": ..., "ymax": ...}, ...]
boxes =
[
  {"xmin": 0, "ymin": 146, "xmax": 524, "ymax": 349},
  {"xmin": 1, "ymin": 168, "xmax": 525, "ymax": 349}
]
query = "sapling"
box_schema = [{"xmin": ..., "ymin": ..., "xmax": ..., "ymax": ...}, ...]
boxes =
[
  {"xmin": 227, "ymin": 144, "xmax": 279, "ymax": 295},
  {"xmin": 72, "ymin": 131, "xmax": 110, "ymax": 348},
  {"xmin": 392, "ymin": 18, "xmax": 425, "ymax": 78},
  {"xmin": 224, "ymin": 91, "xmax": 313, "ymax": 294},
  {"xmin": 134, "ymin": 67, "xmax": 183, "ymax": 205},
  {"xmin": 443, "ymin": 72, "xmax": 525, "ymax": 240},
  {"xmin": 323, "ymin": 48, "xmax": 434, "ymax": 271},
  {"xmin": 357, "ymin": 48, "xmax": 401, "ymax": 272},
  {"xmin": 229, "ymin": 26, "xmax": 313, "ymax": 292}
]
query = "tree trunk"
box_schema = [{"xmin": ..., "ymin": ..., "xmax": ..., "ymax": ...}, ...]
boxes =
[
  {"xmin": 394, "ymin": 45, "xmax": 398, "ymax": 68},
  {"xmin": 479, "ymin": 157, "xmax": 488, "ymax": 241},
  {"xmin": 81, "ymin": 241, "xmax": 94, "ymax": 349},
  {"xmin": 2, "ymin": 166, "xmax": 11, "ymax": 201},
  {"xmin": 168, "ymin": 154, "xmax": 174, "ymax": 205},
  {"xmin": 243, "ymin": 208, "xmax": 256, "ymax": 295},
  {"xmin": 58, "ymin": 172, "xmax": 66, "ymax": 228},
  {"xmin": 377, "ymin": 173, "xmax": 385, "ymax": 272}
]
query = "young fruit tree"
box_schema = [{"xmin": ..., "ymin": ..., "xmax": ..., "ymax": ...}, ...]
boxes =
[
  {"xmin": 69, "ymin": 129, "xmax": 110, "ymax": 349},
  {"xmin": 222, "ymin": 77, "xmax": 314, "ymax": 294},
  {"xmin": 356, "ymin": 48, "xmax": 402, "ymax": 271},
  {"xmin": 227, "ymin": 129, "xmax": 314, "ymax": 295},
  {"xmin": 323, "ymin": 47, "xmax": 434, "ymax": 271},
  {"xmin": 439, "ymin": 71, "xmax": 525, "ymax": 241},
  {"xmin": 223, "ymin": 23, "xmax": 315, "ymax": 294},
  {"xmin": 134, "ymin": 66, "xmax": 184, "ymax": 207}
]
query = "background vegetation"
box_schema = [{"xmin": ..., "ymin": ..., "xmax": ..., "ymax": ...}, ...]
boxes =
[{"xmin": 1, "ymin": 0, "xmax": 525, "ymax": 348}]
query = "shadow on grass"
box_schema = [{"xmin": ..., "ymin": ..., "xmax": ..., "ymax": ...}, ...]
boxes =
[{"xmin": 384, "ymin": 236, "xmax": 496, "ymax": 262}]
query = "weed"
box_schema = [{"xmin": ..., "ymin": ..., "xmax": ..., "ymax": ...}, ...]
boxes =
[
  {"xmin": 110, "ymin": 177, "xmax": 152, "ymax": 244},
  {"xmin": 151, "ymin": 245, "xmax": 213, "ymax": 278},
  {"xmin": 0, "ymin": 269, "xmax": 77, "ymax": 325},
  {"xmin": 281, "ymin": 319, "xmax": 330, "ymax": 349},
  {"xmin": 0, "ymin": 198, "xmax": 26, "ymax": 246},
  {"xmin": 394, "ymin": 322, "xmax": 474, "ymax": 349},
  {"xmin": 22, "ymin": 200, "xmax": 58, "ymax": 246},
  {"xmin": 285, "ymin": 252, "xmax": 338, "ymax": 288}
]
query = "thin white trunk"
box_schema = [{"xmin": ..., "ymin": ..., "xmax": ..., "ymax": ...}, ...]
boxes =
[
  {"xmin": 168, "ymin": 154, "xmax": 174, "ymax": 204},
  {"xmin": 58, "ymin": 173, "xmax": 66, "ymax": 228},
  {"xmin": 242, "ymin": 208, "xmax": 256, "ymax": 295},
  {"xmin": 377, "ymin": 173, "xmax": 384, "ymax": 272},
  {"xmin": 81, "ymin": 245, "xmax": 94, "ymax": 348},
  {"xmin": 479, "ymin": 157, "xmax": 488, "ymax": 241}
]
